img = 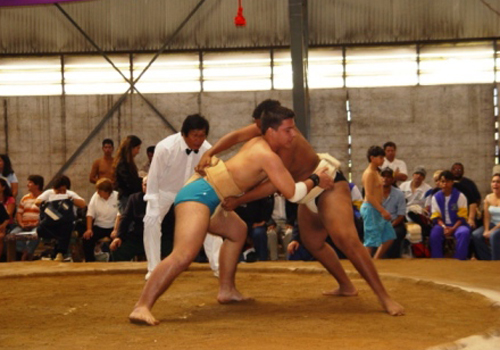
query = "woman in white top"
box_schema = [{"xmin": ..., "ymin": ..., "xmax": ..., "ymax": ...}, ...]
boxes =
[
  {"xmin": 83, "ymin": 178, "xmax": 119, "ymax": 262},
  {"xmin": 472, "ymin": 173, "xmax": 500, "ymax": 260}
]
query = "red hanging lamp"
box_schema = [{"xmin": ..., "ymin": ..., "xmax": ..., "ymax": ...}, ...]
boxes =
[{"xmin": 234, "ymin": 0, "xmax": 246, "ymax": 27}]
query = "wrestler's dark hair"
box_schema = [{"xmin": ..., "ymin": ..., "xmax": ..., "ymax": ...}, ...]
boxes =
[
  {"xmin": 261, "ymin": 106, "xmax": 295, "ymax": 134},
  {"xmin": 181, "ymin": 114, "xmax": 209, "ymax": 136},
  {"xmin": 451, "ymin": 162, "xmax": 464, "ymax": 169},
  {"xmin": 252, "ymin": 99, "xmax": 281, "ymax": 120},
  {"xmin": 366, "ymin": 146, "xmax": 385, "ymax": 162},
  {"xmin": 439, "ymin": 170, "xmax": 454, "ymax": 181},
  {"xmin": 383, "ymin": 141, "xmax": 396, "ymax": 150},
  {"xmin": 102, "ymin": 138, "xmax": 114, "ymax": 148},
  {"xmin": 52, "ymin": 175, "xmax": 71, "ymax": 190},
  {"xmin": 28, "ymin": 175, "xmax": 44, "ymax": 191},
  {"xmin": 146, "ymin": 146, "xmax": 155, "ymax": 154}
]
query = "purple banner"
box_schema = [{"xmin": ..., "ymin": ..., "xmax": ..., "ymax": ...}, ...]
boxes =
[{"xmin": 0, "ymin": 0, "xmax": 92, "ymax": 6}]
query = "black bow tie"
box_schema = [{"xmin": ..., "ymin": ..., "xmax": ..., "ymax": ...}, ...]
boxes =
[{"xmin": 186, "ymin": 148, "xmax": 199, "ymax": 155}]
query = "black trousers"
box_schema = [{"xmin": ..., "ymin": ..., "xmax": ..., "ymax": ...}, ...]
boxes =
[
  {"xmin": 37, "ymin": 219, "xmax": 74, "ymax": 256},
  {"xmin": 82, "ymin": 225, "xmax": 113, "ymax": 262}
]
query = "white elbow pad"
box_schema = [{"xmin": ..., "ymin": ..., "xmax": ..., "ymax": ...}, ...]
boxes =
[{"xmin": 288, "ymin": 181, "xmax": 308, "ymax": 203}]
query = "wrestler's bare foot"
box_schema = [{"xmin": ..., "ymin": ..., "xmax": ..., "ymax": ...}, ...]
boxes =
[
  {"xmin": 322, "ymin": 286, "xmax": 358, "ymax": 297},
  {"xmin": 129, "ymin": 306, "xmax": 160, "ymax": 326},
  {"xmin": 381, "ymin": 298, "xmax": 405, "ymax": 316},
  {"xmin": 217, "ymin": 288, "xmax": 254, "ymax": 304}
]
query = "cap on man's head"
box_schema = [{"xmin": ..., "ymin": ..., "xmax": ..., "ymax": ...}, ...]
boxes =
[
  {"xmin": 413, "ymin": 166, "xmax": 426, "ymax": 177},
  {"xmin": 381, "ymin": 167, "xmax": 394, "ymax": 176}
]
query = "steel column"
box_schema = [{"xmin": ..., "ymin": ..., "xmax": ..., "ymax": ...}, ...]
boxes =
[{"xmin": 289, "ymin": 0, "xmax": 310, "ymax": 139}]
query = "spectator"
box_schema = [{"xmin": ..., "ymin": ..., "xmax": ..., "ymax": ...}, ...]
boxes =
[
  {"xmin": 266, "ymin": 194, "xmax": 297, "ymax": 260},
  {"xmin": 35, "ymin": 175, "xmax": 86, "ymax": 262},
  {"xmin": 0, "ymin": 184, "xmax": 11, "ymax": 260},
  {"xmin": 429, "ymin": 170, "xmax": 470, "ymax": 260},
  {"xmin": 110, "ymin": 176, "xmax": 148, "ymax": 261},
  {"xmin": 287, "ymin": 222, "xmax": 336, "ymax": 261},
  {"xmin": 451, "ymin": 162, "xmax": 481, "ymax": 229},
  {"xmin": 0, "ymin": 178, "xmax": 16, "ymax": 228},
  {"xmin": 381, "ymin": 142, "xmax": 408, "ymax": 184},
  {"xmin": 424, "ymin": 170, "xmax": 444, "ymax": 214},
  {"xmin": 380, "ymin": 168, "xmax": 407, "ymax": 258},
  {"xmin": 10, "ymin": 175, "xmax": 44, "ymax": 261},
  {"xmin": 472, "ymin": 173, "xmax": 500, "ymax": 260},
  {"xmin": 139, "ymin": 146, "xmax": 155, "ymax": 178},
  {"xmin": 113, "ymin": 135, "xmax": 142, "ymax": 212},
  {"xmin": 0, "ymin": 154, "xmax": 18, "ymax": 198},
  {"xmin": 82, "ymin": 178, "xmax": 119, "ymax": 262},
  {"xmin": 361, "ymin": 146, "xmax": 396, "ymax": 259},
  {"xmin": 235, "ymin": 195, "xmax": 274, "ymax": 261},
  {"xmin": 400, "ymin": 166, "xmax": 432, "ymax": 237},
  {"xmin": 89, "ymin": 139, "xmax": 115, "ymax": 184}
]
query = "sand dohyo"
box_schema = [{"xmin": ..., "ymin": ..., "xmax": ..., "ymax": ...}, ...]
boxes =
[{"xmin": 1, "ymin": 260, "xmax": 499, "ymax": 350}]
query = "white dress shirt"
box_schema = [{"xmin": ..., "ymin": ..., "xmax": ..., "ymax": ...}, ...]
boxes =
[{"xmin": 144, "ymin": 132, "xmax": 211, "ymax": 207}]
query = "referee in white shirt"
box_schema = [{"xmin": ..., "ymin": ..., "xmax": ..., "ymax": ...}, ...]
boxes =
[{"xmin": 143, "ymin": 114, "xmax": 222, "ymax": 280}]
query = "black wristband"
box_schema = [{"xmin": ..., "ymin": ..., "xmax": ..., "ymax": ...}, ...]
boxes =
[{"xmin": 308, "ymin": 174, "xmax": 320, "ymax": 187}]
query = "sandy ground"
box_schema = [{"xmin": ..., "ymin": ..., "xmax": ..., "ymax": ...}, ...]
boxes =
[{"xmin": 1, "ymin": 259, "xmax": 499, "ymax": 350}]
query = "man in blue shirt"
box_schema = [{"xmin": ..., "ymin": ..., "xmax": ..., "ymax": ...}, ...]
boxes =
[{"xmin": 380, "ymin": 167, "xmax": 407, "ymax": 258}]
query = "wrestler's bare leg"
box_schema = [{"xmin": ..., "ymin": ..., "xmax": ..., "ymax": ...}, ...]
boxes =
[
  {"xmin": 298, "ymin": 207, "xmax": 358, "ymax": 297},
  {"xmin": 316, "ymin": 181, "xmax": 404, "ymax": 316},
  {"xmin": 373, "ymin": 240, "xmax": 394, "ymax": 259},
  {"xmin": 207, "ymin": 210, "xmax": 251, "ymax": 304},
  {"xmin": 129, "ymin": 202, "xmax": 211, "ymax": 326}
]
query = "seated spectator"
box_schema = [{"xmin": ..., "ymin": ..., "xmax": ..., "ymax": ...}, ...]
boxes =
[
  {"xmin": 400, "ymin": 166, "xmax": 432, "ymax": 237},
  {"xmin": 35, "ymin": 175, "xmax": 86, "ymax": 262},
  {"xmin": 451, "ymin": 162, "xmax": 481, "ymax": 229},
  {"xmin": 0, "ymin": 154, "xmax": 18, "ymax": 198},
  {"xmin": 287, "ymin": 222, "xmax": 335, "ymax": 261},
  {"xmin": 267, "ymin": 194, "xmax": 297, "ymax": 260},
  {"xmin": 0, "ymin": 178, "xmax": 16, "ymax": 230},
  {"xmin": 380, "ymin": 168, "xmax": 407, "ymax": 258},
  {"xmin": 424, "ymin": 170, "xmax": 444, "ymax": 214},
  {"xmin": 10, "ymin": 175, "xmax": 44, "ymax": 261},
  {"xmin": 0, "ymin": 197, "xmax": 10, "ymax": 261},
  {"xmin": 381, "ymin": 142, "xmax": 408, "ymax": 184},
  {"xmin": 472, "ymin": 173, "xmax": 500, "ymax": 260},
  {"xmin": 83, "ymin": 178, "xmax": 119, "ymax": 262},
  {"xmin": 110, "ymin": 176, "xmax": 147, "ymax": 261},
  {"xmin": 139, "ymin": 146, "xmax": 155, "ymax": 178},
  {"xmin": 235, "ymin": 195, "xmax": 274, "ymax": 261},
  {"xmin": 430, "ymin": 170, "xmax": 470, "ymax": 260}
]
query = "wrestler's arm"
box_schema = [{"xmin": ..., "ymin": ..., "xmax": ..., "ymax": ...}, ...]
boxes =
[
  {"xmin": 196, "ymin": 124, "xmax": 261, "ymax": 171},
  {"xmin": 223, "ymin": 180, "xmax": 278, "ymax": 211},
  {"xmin": 261, "ymin": 152, "xmax": 318, "ymax": 201}
]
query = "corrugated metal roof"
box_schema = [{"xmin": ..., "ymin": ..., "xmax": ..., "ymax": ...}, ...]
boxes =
[{"xmin": 1, "ymin": 0, "xmax": 500, "ymax": 54}]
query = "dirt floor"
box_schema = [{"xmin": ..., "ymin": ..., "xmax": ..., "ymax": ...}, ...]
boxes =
[{"xmin": 1, "ymin": 259, "xmax": 499, "ymax": 350}]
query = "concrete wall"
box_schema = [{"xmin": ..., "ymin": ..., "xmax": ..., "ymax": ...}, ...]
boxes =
[{"xmin": 0, "ymin": 84, "xmax": 496, "ymax": 204}]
